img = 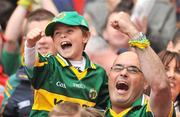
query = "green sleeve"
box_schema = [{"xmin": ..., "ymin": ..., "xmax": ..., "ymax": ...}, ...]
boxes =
[
  {"xmin": 25, "ymin": 53, "xmax": 51, "ymax": 89},
  {"xmin": 96, "ymin": 71, "xmax": 109, "ymax": 110},
  {"xmin": 1, "ymin": 48, "xmax": 21, "ymax": 76}
]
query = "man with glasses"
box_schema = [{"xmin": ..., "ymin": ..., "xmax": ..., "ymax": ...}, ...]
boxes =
[{"xmin": 105, "ymin": 12, "xmax": 175, "ymax": 117}]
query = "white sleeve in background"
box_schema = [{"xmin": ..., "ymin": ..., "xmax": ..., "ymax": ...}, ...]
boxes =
[{"xmin": 24, "ymin": 41, "xmax": 36, "ymax": 67}]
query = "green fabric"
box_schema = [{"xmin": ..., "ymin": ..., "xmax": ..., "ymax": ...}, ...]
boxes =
[
  {"xmin": 1, "ymin": 74, "xmax": 20, "ymax": 108},
  {"xmin": 105, "ymin": 95, "xmax": 176, "ymax": 117},
  {"xmin": 29, "ymin": 110, "xmax": 49, "ymax": 117},
  {"xmin": 45, "ymin": 11, "xmax": 89, "ymax": 36},
  {"xmin": 1, "ymin": 48, "xmax": 21, "ymax": 76},
  {"xmin": 25, "ymin": 52, "xmax": 109, "ymax": 117},
  {"xmin": 105, "ymin": 96, "xmax": 152, "ymax": 117}
]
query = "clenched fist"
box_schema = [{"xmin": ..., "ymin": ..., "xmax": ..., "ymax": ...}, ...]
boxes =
[
  {"xmin": 111, "ymin": 12, "xmax": 139, "ymax": 39},
  {"xmin": 26, "ymin": 28, "xmax": 45, "ymax": 48}
]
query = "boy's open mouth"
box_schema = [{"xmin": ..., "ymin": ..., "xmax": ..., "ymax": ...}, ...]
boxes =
[{"xmin": 61, "ymin": 41, "xmax": 72, "ymax": 50}]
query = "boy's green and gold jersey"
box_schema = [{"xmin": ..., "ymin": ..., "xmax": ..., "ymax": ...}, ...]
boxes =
[
  {"xmin": 25, "ymin": 52, "xmax": 109, "ymax": 117},
  {"xmin": 105, "ymin": 95, "xmax": 176, "ymax": 117}
]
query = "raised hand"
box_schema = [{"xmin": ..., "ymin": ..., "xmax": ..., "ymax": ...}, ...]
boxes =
[
  {"xmin": 111, "ymin": 12, "xmax": 139, "ymax": 39},
  {"xmin": 26, "ymin": 28, "xmax": 44, "ymax": 48}
]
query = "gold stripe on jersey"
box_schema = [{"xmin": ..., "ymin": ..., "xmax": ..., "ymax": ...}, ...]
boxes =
[
  {"xmin": 110, "ymin": 107, "xmax": 132, "ymax": 117},
  {"xmin": 55, "ymin": 55, "xmax": 66, "ymax": 67},
  {"xmin": 168, "ymin": 102, "xmax": 174, "ymax": 117},
  {"xmin": 57, "ymin": 54, "xmax": 69, "ymax": 66},
  {"xmin": 6, "ymin": 81, "xmax": 13, "ymax": 90},
  {"xmin": 145, "ymin": 99, "xmax": 151, "ymax": 112},
  {"xmin": 34, "ymin": 57, "xmax": 48, "ymax": 67},
  {"xmin": 70, "ymin": 66, "xmax": 88, "ymax": 80},
  {"xmin": 91, "ymin": 62, "xmax": 97, "ymax": 69},
  {"xmin": 4, "ymin": 88, "xmax": 10, "ymax": 97},
  {"xmin": 32, "ymin": 89, "xmax": 96, "ymax": 111}
]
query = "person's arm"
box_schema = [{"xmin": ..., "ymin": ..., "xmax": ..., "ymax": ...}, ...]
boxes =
[
  {"xmin": 111, "ymin": 12, "xmax": 172, "ymax": 117},
  {"xmin": 4, "ymin": 0, "xmax": 32, "ymax": 53},
  {"xmin": 41, "ymin": 0, "xmax": 58, "ymax": 15},
  {"xmin": 24, "ymin": 28, "xmax": 43, "ymax": 67},
  {"xmin": 2, "ymin": 0, "xmax": 33, "ymax": 75}
]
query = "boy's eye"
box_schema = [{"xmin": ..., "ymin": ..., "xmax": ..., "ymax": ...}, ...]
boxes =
[
  {"xmin": 54, "ymin": 31, "xmax": 60, "ymax": 36},
  {"xmin": 67, "ymin": 29, "xmax": 73, "ymax": 34}
]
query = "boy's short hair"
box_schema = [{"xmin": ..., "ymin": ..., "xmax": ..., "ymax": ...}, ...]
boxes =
[{"xmin": 45, "ymin": 11, "xmax": 89, "ymax": 37}]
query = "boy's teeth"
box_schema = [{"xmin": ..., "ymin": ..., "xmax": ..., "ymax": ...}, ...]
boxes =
[{"xmin": 62, "ymin": 42, "xmax": 67, "ymax": 45}]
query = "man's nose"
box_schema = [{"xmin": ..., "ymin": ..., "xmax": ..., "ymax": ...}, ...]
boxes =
[{"xmin": 119, "ymin": 69, "xmax": 128, "ymax": 78}]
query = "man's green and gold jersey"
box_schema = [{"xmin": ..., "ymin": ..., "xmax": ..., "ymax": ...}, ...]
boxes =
[
  {"xmin": 105, "ymin": 95, "xmax": 176, "ymax": 117},
  {"xmin": 25, "ymin": 52, "xmax": 109, "ymax": 117}
]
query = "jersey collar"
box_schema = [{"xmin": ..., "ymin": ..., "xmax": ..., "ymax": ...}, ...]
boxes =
[
  {"xmin": 55, "ymin": 52, "xmax": 96, "ymax": 69},
  {"xmin": 106, "ymin": 95, "xmax": 148, "ymax": 116}
]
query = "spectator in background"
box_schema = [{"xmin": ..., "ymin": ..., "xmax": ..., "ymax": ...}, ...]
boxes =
[
  {"xmin": 1, "ymin": 8, "xmax": 56, "ymax": 117},
  {"xmin": 49, "ymin": 102, "xmax": 104, "ymax": 117},
  {"xmin": 86, "ymin": 0, "xmax": 134, "ymax": 73},
  {"xmin": 1, "ymin": 0, "xmax": 58, "ymax": 76},
  {"xmin": 158, "ymin": 50, "xmax": 180, "ymax": 116},
  {"xmin": 171, "ymin": 0, "xmax": 180, "ymax": 28},
  {"xmin": 167, "ymin": 29, "xmax": 180, "ymax": 53},
  {"xmin": 53, "ymin": 0, "xmax": 74, "ymax": 12},
  {"xmin": 0, "ymin": 0, "xmax": 58, "ymax": 116},
  {"xmin": 0, "ymin": 0, "xmax": 14, "ymax": 107},
  {"xmin": 146, "ymin": 0, "xmax": 176, "ymax": 53},
  {"xmin": 84, "ymin": 0, "xmax": 121, "ymax": 35},
  {"xmin": 0, "ymin": 0, "xmax": 15, "ymax": 30},
  {"xmin": 0, "ymin": 27, "xmax": 8, "ymax": 91},
  {"xmin": 53, "ymin": 0, "xmax": 86, "ymax": 15}
]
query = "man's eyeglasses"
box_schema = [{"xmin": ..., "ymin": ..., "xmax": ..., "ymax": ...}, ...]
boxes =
[{"xmin": 111, "ymin": 64, "xmax": 142, "ymax": 74}]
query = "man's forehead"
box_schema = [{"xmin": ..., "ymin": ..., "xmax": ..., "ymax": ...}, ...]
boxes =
[{"xmin": 114, "ymin": 51, "xmax": 140, "ymax": 66}]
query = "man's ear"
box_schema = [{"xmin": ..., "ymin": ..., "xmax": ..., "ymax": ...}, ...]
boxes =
[
  {"xmin": 143, "ymin": 80, "xmax": 149, "ymax": 90},
  {"xmin": 143, "ymin": 80, "xmax": 150, "ymax": 95}
]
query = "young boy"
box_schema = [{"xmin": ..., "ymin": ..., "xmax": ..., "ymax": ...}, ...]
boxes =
[{"xmin": 24, "ymin": 11, "xmax": 109, "ymax": 116}]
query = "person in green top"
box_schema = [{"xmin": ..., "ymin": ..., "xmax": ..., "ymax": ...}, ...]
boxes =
[
  {"xmin": 1, "ymin": 8, "xmax": 56, "ymax": 116},
  {"xmin": 24, "ymin": 11, "xmax": 109, "ymax": 117},
  {"xmin": 106, "ymin": 12, "xmax": 175, "ymax": 117}
]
